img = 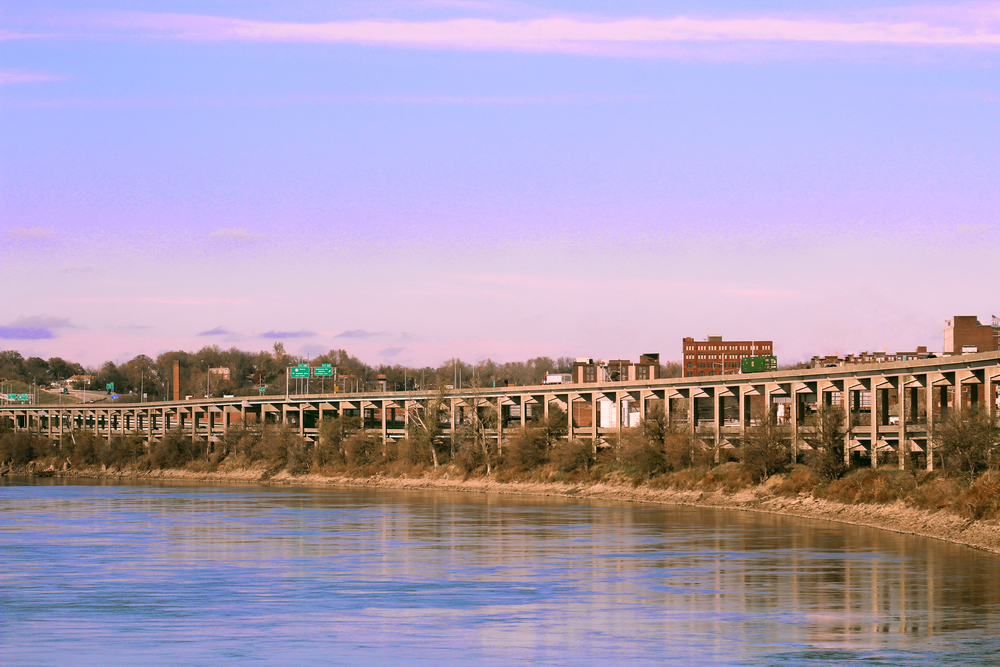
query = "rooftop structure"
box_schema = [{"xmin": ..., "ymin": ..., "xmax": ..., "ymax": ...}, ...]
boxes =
[
  {"xmin": 811, "ymin": 346, "xmax": 935, "ymax": 368},
  {"xmin": 572, "ymin": 354, "xmax": 660, "ymax": 384}
]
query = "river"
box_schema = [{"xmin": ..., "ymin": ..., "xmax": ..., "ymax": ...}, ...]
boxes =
[{"xmin": 2, "ymin": 477, "xmax": 999, "ymax": 665}]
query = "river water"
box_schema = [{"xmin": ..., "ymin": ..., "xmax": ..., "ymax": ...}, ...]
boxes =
[{"xmin": 2, "ymin": 478, "xmax": 999, "ymax": 666}]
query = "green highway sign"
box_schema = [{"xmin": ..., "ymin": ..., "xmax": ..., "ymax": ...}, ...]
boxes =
[
  {"xmin": 313, "ymin": 364, "xmax": 334, "ymax": 377},
  {"xmin": 290, "ymin": 367, "xmax": 310, "ymax": 378},
  {"xmin": 259, "ymin": 385, "xmax": 266, "ymax": 394},
  {"xmin": 106, "ymin": 382, "xmax": 115, "ymax": 391},
  {"xmin": 17, "ymin": 394, "xmax": 29, "ymax": 401}
]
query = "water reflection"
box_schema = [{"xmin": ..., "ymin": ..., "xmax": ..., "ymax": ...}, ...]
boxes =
[{"xmin": 2, "ymin": 477, "xmax": 999, "ymax": 666}]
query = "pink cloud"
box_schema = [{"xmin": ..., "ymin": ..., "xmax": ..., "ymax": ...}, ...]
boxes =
[{"xmin": 100, "ymin": 9, "xmax": 1000, "ymax": 55}]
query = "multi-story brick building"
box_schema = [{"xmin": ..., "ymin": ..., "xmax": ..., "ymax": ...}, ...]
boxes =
[
  {"xmin": 944, "ymin": 316, "xmax": 1000, "ymax": 355},
  {"xmin": 682, "ymin": 336, "xmax": 772, "ymax": 377}
]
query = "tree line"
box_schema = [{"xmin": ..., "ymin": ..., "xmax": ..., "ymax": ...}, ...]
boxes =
[{"xmin": 0, "ymin": 346, "xmax": 682, "ymax": 401}]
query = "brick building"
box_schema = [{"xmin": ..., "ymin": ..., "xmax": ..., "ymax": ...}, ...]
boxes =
[
  {"xmin": 810, "ymin": 346, "xmax": 934, "ymax": 367},
  {"xmin": 944, "ymin": 316, "xmax": 1000, "ymax": 355},
  {"xmin": 572, "ymin": 354, "xmax": 660, "ymax": 384},
  {"xmin": 682, "ymin": 336, "xmax": 773, "ymax": 377}
]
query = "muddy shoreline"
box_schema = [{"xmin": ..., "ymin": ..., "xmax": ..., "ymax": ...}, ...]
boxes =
[{"xmin": 11, "ymin": 465, "xmax": 1000, "ymax": 555}]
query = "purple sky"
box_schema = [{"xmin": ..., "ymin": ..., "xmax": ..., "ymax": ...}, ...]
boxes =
[{"xmin": 2, "ymin": 0, "xmax": 999, "ymax": 368}]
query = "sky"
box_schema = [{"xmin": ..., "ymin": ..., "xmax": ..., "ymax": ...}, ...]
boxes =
[{"xmin": 2, "ymin": 0, "xmax": 999, "ymax": 369}]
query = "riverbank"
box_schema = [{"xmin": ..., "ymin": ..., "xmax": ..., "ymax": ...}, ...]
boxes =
[{"xmin": 15, "ymin": 463, "xmax": 1000, "ymax": 556}]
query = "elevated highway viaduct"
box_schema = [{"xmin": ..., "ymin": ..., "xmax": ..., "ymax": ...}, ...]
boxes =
[{"xmin": 4, "ymin": 351, "xmax": 1000, "ymax": 470}]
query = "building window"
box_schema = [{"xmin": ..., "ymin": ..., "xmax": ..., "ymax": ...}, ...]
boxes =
[{"xmin": 687, "ymin": 362, "xmax": 693, "ymax": 368}]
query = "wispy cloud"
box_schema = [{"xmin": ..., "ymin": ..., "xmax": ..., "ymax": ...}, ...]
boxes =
[
  {"xmin": 379, "ymin": 346, "xmax": 405, "ymax": 357},
  {"xmin": 0, "ymin": 316, "xmax": 79, "ymax": 340},
  {"xmin": 259, "ymin": 330, "xmax": 316, "ymax": 338},
  {"xmin": 0, "ymin": 70, "xmax": 63, "ymax": 85},
  {"xmin": 8, "ymin": 316, "xmax": 79, "ymax": 329},
  {"xmin": 50, "ymin": 297, "xmax": 251, "ymax": 305},
  {"xmin": 209, "ymin": 227, "xmax": 265, "ymax": 240},
  {"xmin": 1, "ymin": 92, "xmax": 647, "ymax": 110},
  {"xmin": 0, "ymin": 327, "xmax": 54, "ymax": 340},
  {"xmin": 92, "ymin": 8, "xmax": 1000, "ymax": 56},
  {"xmin": 198, "ymin": 326, "xmax": 232, "ymax": 336},
  {"xmin": 336, "ymin": 329, "xmax": 382, "ymax": 339}
]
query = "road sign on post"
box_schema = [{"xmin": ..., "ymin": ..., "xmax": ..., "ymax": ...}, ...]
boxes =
[
  {"xmin": 313, "ymin": 364, "xmax": 334, "ymax": 377},
  {"xmin": 290, "ymin": 366, "xmax": 310, "ymax": 378},
  {"xmin": 259, "ymin": 385, "xmax": 266, "ymax": 394},
  {"xmin": 106, "ymin": 383, "xmax": 114, "ymax": 391}
]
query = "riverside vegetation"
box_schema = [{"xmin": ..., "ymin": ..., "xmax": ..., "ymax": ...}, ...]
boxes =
[{"xmin": 4, "ymin": 402, "xmax": 1000, "ymax": 526}]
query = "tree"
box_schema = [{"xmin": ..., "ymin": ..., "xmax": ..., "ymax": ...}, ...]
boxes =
[
  {"xmin": 741, "ymin": 409, "xmax": 790, "ymax": 483},
  {"xmin": 660, "ymin": 361, "xmax": 682, "ymax": 378},
  {"xmin": 0, "ymin": 350, "xmax": 27, "ymax": 382},
  {"xmin": 804, "ymin": 405, "xmax": 849, "ymax": 480},
  {"xmin": 316, "ymin": 414, "xmax": 362, "ymax": 468},
  {"xmin": 503, "ymin": 426, "xmax": 548, "ymax": 471},
  {"xmin": 539, "ymin": 404, "xmax": 568, "ymax": 446},
  {"xmin": 48, "ymin": 357, "xmax": 85, "ymax": 381},
  {"xmin": 937, "ymin": 406, "xmax": 1000, "ymax": 479},
  {"xmin": 454, "ymin": 384, "xmax": 498, "ymax": 474},
  {"xmin": 405, "ymin": 388, "xmax": 449, "ymax": 468}
]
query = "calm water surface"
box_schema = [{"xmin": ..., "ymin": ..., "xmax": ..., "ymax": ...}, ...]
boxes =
[{"xmin": 2, "ymin": 478, "xmax": 999, "ymax": 666}]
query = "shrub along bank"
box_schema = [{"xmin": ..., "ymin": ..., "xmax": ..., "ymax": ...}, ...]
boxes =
[{"xmin": 3, "ymin": 404, "xmax": 1000, "ymax": 523}]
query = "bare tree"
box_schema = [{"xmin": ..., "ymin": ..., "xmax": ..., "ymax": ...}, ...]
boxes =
[
  {"xmin": 454, "ymin": 383, "xmax": 498, "ymax": 475},
  {"xmin": 937, "ymin": 405, "xmax": 1000, "ymax": 479},
  {"xmin": 804, "ymin": 404, "xmax": 849, "ymax": 480},
  {"xmin": 406, "ymin": 387, "xmax": 449, "ymax": 468},
  {"xmin": 741, "ymin": 409, "xmax": 790, "ymax": 483}
]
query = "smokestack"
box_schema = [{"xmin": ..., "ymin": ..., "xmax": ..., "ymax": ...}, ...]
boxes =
[{"xmin": 173, "ymin": 360, "xmax": 180, "ymax": 402}]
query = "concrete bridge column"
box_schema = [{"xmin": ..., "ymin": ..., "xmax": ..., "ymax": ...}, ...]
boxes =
[
  {"xmin": 739, "ymin": 387, "xmax": 748, "ymax": 448},
  {"xmin": 790, "ymin": 390, "xmax": 798, "ymax": 464},
  {"xmin": 591, "ymin": 394, "xmax": 598, "ymax": 446},
  {"xmin": 566, "ymin": 394, "xmax": 575, "ymax": 441},
  {"xmin": 843, "ymin": 388, "xmax": 853, "ymax": 465},
  {"xmin": 988, "ymin": 375, "xmax": 997, "ymax": 420},
  {"xmin": 380, "ymin": 401, "xmax": 388, "ymax": 454},
  {"xmin": 496, "ymin": 397, "xmax": 504, "ymax": 454},
  {"xmin": 871, "ymin": 381, "xmax": 881, "ymax": 469},
  {"xmin": 450, "ymin": 397, "xmax": 457, "ymax": 456},
  {"xmin": 898, "ymin": 378, "xmax": 907, "ymax": 470},
  {"xmin": 207, "ymin": 410, "xmax": 215, "ymax": 449},
  {"xmin": 688, "ymin": 391, "xmax": 696, "ymax": 437},
  {"xmin": 713, "ymin": 390, "xmax": 722, "ymax": 464}
]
